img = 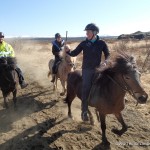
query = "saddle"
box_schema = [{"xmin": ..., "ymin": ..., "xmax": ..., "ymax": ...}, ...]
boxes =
[{"xmin": 88, "ymin": 73, "xmax": 102, "ymax": 106}]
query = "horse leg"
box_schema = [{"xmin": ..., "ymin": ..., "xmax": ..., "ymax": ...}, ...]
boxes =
[
  {"xmin": 2, "ymin": 92, "xmax": 8, "ymax": 109},
  {"xmin": 95, "ymin": 108, "xmax": 100, "ymax": 122},
  {"xmin": 52, "ymin": 76, "xmax": 56, "ymax": 91},
  {"xmin": 3, "ymin": 96, "xmax": 8, "ymax": 109},
  {"xmin": 64, "ymin": 87, "xmax": 76, "ymax": 119},
  {"xmin": 60, "ymin": 80, "xmax": 66, "ymax": 96},
  {"xmin": 88, "ymin": 108, "xmax": 94, "ymax": 125},
  {"xmin": 53, "ymin": 82, "xmax": 55, "ymax": 91},
  {"xmin": 66, "ymin": 96, "xmax": 74, "ymax": 118},
  {"xmin": 12, "ymin": 89, "xmax": 17, "ymax": 110},
  {"xmin": 99, "ymin": 113, "xmax": 110, "ymax": 146},
  {"xmin": 55, "ymin": 76, "xmax": 58, "ymax": 90},
  {"xmin": 52, "ymin": 75, "xmax": 57, "ymax": 92},
  {"xmin": 111, "ymin": 112, "xmax": 128, "ymax": 136}
]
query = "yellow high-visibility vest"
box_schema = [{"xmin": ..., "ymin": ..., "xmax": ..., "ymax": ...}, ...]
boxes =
[{"xmin": 0, "ymin": 41, "xmax": 15, "ymax": 57}]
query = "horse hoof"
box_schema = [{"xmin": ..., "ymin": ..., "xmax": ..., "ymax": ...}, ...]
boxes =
[
  {"xmin": 101, "ymin": 140, "xmax": 110, "ymax": 147},
  {"xmin": 60, "ymin": 93, "xmax": 65, "ymax": 96},
  {"xmin": 3, "ymin": 104, "xmax": 8, "ymax": 109},
  {"xmin": 111, "ymin": 128, "xmax": 122, "ymax": 136}
]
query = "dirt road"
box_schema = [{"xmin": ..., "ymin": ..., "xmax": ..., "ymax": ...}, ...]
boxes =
[{"xmin": 0, "ymin": 41, "xmax": 150, "ymax": 150}]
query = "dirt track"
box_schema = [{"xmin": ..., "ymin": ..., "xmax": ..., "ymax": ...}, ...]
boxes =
[{"xmin": 0, "ymin": 41, "xmax": 150, "ymax": 150}]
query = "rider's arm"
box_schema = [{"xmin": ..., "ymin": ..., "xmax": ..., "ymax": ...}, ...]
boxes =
[
  {"xmin": 52, "ymin": 45, "xmax": 60, "ymax": 56},
  {"xmin": 102, "ymin": 41, "xmax": 110, "ymax": 63},
  {"xmin": 8, "ymin": 44, "xmax": 15, "ymax": 57},
  {"xmin": 66, "ymin": 42, "xmax": 83, "ymax": 57}
]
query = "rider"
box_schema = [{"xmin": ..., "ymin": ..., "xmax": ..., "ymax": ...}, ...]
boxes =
[
  {"xmin": 51, "ymin": 33, "xmax": 65, "ymax": 82},
  {"xmin": 0, "ymin": 32, "xmax": 28, "ymax": 89},
  {"xmin": 65, "ymin": 23, "xmax": 110, "ymax": 121}
]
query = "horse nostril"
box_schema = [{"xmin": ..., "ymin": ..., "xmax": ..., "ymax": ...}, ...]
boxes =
[{"xmin": 138, "ymin": 95, "xmax": 147, "ymax": 103}]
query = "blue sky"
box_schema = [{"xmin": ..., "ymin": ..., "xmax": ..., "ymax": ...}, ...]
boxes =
[{"xmin": 0, "ymin": 0, "xmax": 150, "ymax": 37}]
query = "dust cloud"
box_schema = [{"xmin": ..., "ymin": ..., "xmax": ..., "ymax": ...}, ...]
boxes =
[{"xmin": 16, "ymin": 42, "xmax": 52, "ymax": 87}]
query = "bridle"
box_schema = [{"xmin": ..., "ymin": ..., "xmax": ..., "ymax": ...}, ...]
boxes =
[
  {"xmin": 107, "ymin": 74, "xmax": 128, "ymax": 92},
  {"xmin": 106, "ymin": 72, "xmax": 145, "ymax": 105}
]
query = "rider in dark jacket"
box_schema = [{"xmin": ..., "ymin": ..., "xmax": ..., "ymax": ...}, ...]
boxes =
[
  {"xmin": 51, "ymin": 33, "xmax": 65, "ymax": 82},
  {"xmin": 65, "ymin": 23, "xmax": 110, "ymax": 121}
]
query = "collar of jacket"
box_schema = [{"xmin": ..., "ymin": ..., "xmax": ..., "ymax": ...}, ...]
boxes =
[{"xmin": 86, "ymin": 35, "xmax": 99, "ymax": 43}]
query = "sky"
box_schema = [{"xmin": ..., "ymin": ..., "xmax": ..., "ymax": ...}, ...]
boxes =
[{"xmin": 0, "ymin": 0, "xmax": 150, "ymax": 37}]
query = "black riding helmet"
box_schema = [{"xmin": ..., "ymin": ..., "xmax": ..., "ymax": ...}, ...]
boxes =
[
  {"xmin": 0, "ymin": 32, "xmax": 4, "ymax": 38},
  {"xmin": 84, "ymin": 23, "xmax": 99, "ymax": 34},
  {"xmin": 55, "ymin": 33, "xmax": 61, "ymax": 39}
]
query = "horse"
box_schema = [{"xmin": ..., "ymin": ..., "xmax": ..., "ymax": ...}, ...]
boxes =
[
  {"xmin": 64, "ymin": 53, "xmax": 148, "ymax": 146},
  {"xmin": 0, "ymin": 57, "xmax": 19, "ymax": 109},
  {"xmin": 48, "ymin": 45, "xmax": 76, "ymax": 96}
]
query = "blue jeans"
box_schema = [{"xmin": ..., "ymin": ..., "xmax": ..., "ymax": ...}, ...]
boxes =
[{"xmin": 82, "ymin": 69, "xmax": 95, "ymax": 113}]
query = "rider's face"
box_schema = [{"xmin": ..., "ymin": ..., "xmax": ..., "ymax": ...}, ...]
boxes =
[
  {"xmin": 56, "ymin": 37, "xmax": 62, "ymax": 42},
  {"xmin": 0, "ymin": 37, "xmax": 4, "ymax": 43},
  {"xmin": 86, "ymin": 30, "xmax": 94, "ymax": 40}
]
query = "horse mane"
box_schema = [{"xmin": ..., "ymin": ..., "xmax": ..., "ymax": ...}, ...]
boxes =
[
  {"xmin": 0, "ymin": 57, "xmax": 17, "ymax": 69},
  {"xmin": 94, "ymin": 52, "xmax": 137, "ymax": 94},
  {"xmin": 61, "ymin": 44, "xmax": 71, "ymax": 58}
]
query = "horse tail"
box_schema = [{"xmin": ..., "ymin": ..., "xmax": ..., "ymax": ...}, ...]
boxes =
[{"xmin": 47, "ymin": 70, "xmax": 51, "ymax": 77}]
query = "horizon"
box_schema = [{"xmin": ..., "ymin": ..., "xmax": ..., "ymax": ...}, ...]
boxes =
[{"xmin": 5, "ymin": 30, "xmax": 150, "ymax": 39}]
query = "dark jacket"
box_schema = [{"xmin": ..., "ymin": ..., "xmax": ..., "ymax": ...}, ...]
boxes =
[
  {"xmin": 67, "ymin": 36, "xmax": 110, "ymax": 69},
  {"xmin": 52, "ymin": 40, "xmax": 64, "ymax": 59}
]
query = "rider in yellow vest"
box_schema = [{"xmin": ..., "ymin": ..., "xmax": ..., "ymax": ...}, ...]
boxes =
[{"xmin": 0, "ymin": 32, "xmax": 28, "ymax": 89}]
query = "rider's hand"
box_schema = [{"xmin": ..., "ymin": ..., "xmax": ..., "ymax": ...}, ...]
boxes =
[
  {"xmin": 63, "ymin": 41, "xmax": 67, "ymax": 45},
  {"xmin": 64, "ymin": 45, "xmax": 70, "ymax": 52},
  {"xmin": 101, "ymin": 60, "xmax": 108, "ymax": 67}
]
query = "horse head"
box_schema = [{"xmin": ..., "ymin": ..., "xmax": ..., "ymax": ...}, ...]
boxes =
[
  {"xmin": 113, "ymin": 53, "xmax": 148, "ymax": 104},
  {"xmin": 63, "ymin": 45, "xmax": 76, "ymax": 70}
]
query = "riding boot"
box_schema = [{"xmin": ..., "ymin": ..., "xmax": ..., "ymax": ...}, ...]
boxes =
[
  {"xmin": 15, "ymin": 67, "xmax": 28, "ymax": 89},
  {"xmin": 20, "ymin": 81, "xmax": 28, "ymax": 89},
  {"xmin": 81, "ymin": 111, "xmax": 89, "ymax": 122},
  {"xmin": 81, "ymin": 100, "xmax": 89, "ymax": 121}
]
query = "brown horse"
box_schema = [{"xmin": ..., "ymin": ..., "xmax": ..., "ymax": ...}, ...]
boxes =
[
  {"xmin": 48, "ymin": 45, "xmax": 76, "ymax": 96},
  {"xmin": 64, "ymin": 53, "xmax": 148, "ymax": 146},
  {"xmin": 0, "ymin": 57, "xmax": 19, "ymax": 109}
]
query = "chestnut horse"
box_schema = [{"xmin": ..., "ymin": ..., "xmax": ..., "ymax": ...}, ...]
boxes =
[{"xmin": 64, "ymin": 53, "xmax": 148, "ymax": 146}]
